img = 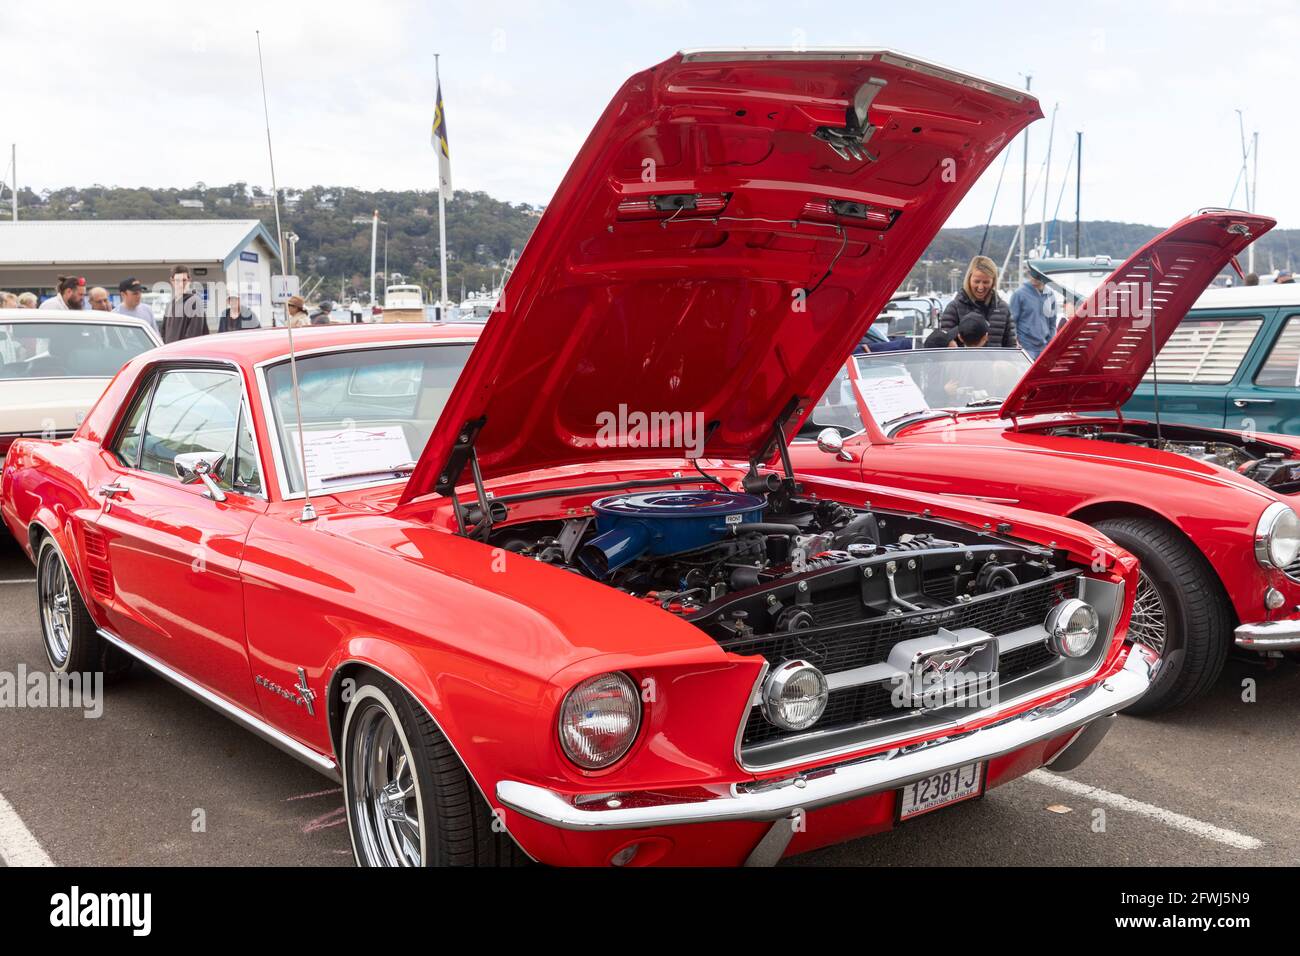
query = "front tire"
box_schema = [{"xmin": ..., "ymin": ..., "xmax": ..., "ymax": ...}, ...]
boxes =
[
  {"xmin": 1093, "ymin": 517, "xmax": 1231, "ymax": 714},
  {"xmin": 341, "ymin": 670, "xmax": 526, "ymax": 867},
  {"xmin": 36, "ymin": 537, "xmax": 131, "ymax": 680}
]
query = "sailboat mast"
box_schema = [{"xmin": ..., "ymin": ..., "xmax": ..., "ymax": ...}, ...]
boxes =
[
  {"xmin": 1250, "ymin": 130, "xmax": 1259, "ymax": 274},
  {"xmin": 436, "ymin": 54, "xmax": 449, "ymax": 319},
  {"xmin": 1039, "ymin": 104, "xmax": 1056, "ymax": 256},
  {"xmin": 1074, "ymin": 131, "xmax": 1082, "ymax": 256},
  {"xmin": 370, "ymin": 209, "xmax": 379, "ymax": 309},
  {"xmin": 1018, "ymin": 74, "xmax": 1031, "ymax": 286}
]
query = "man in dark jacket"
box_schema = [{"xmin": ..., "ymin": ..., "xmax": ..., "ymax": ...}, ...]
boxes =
[{"xmin": 161, "ymin": 265, "xmax": 208, "ymax": 343}]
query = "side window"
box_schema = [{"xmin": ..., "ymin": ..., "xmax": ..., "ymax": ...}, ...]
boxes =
[
  {"xmin": 111, "ymin": 376, "xmax": 156, "ymax": 468},
  {"xmin": 138, "ymin": 369, "xmax": 242, "ymax": 481},
  {"xmin": 1142, "ymin": 317, "xmax": 1261, "ymax": 384},
  {"xmin": 1255, "ymin": 315, "xmax": 1300, "ymax": 388}
]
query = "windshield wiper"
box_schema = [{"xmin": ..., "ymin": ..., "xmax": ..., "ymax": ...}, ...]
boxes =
[
  {"xmin": 964, "ymin": 398, "xmax": 1006, "ymax": 408},
  {"xmin": 316, "ymin": 461, "xmax": 418, "ymax": 484}
]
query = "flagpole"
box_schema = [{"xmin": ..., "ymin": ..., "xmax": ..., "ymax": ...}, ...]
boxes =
[{"xmin": 435, "ymin": 54, "xmax": 449, "ymax": 320}]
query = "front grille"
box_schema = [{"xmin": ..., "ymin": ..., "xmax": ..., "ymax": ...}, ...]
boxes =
[
  {"xmin": 735, "ymin": 572, "xmax": 1078, "ymax": 753},
  {"xmin": 721, "ymin": 572, "xmax": 1077, "ymax": 674},
  {"xmin": 1286, "ymin": 554, "xmax": 1300, "ymax": 583},
  {"xmin": 745, "ymin": 683, "xmax": 896, "ymax": 746},
  {"xmin": 998, "ymin": 640, "xmax": 1057, "ymax": 681}
]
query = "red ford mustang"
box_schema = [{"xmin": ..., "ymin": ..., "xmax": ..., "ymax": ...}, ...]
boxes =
[
  {"xmin": 1, "ymin": 50, "xmax": 1154, "ymax": 867},
  {"xmin": 792, "ymin": 210, "xmax": 1296, "ymax": 714}
]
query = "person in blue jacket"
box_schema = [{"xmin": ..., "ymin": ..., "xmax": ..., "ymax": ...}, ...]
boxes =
[{"xmin": 1009, "ymin": 266, "xmax": 1057, "ymax": 360}]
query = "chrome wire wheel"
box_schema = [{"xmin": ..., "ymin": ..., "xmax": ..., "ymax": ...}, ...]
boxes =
[
  {"xmin": 1128, "ymin": 569, "xmax": 1168, "ymax": 657},
  {"xmin": 347, "ymin": 696, "xmax": 423, "ymax": 867},
  {"xmin": 38, "ymin": 548, "xmax": 73, "ymax": 668}
]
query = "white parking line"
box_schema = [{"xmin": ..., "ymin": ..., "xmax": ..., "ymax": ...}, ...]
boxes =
[
  {"xmin": 1027, "ymin": 770, "xmax": 1262, "ymax": 850},
  {"xmin": 0, "ymin": 791, "xmax": 54, "ymax": 866},
  {"xmin": 0, "ymin": 579, "xmax": 34, "ymax": 585}
]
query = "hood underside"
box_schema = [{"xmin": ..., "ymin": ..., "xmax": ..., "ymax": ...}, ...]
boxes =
[
  {"xmin": 403, "ymin": 49, "xmax": 1041, "ymax": 502},
  {"xmin": 1000, "ymin": 210, "xmax": 1275, "ymax": 420}
]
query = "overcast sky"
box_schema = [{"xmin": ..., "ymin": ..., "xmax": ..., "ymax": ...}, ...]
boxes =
[{"xmin": 3, "ymin": 0, "xmax": 1297, "ymax": 236}]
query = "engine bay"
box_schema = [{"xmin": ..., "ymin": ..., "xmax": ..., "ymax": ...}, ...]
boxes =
[
  {"xmin": 488, "ymin": 481, "xmax": 1074, "ymax": 641},
  {"xmin": 1044, "ymin": 421, "xmax": 1300, "ymax": 492}
]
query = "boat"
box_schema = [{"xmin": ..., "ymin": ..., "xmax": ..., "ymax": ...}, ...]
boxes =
[{"xmin": 381, "ymin": 284, "xmax": 427, "ymax": 323}]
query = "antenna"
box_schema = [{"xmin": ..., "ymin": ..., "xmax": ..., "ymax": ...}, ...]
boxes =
[{"xmin": 256, "ymin": 30, "xmax": 316, "ymax": 522}]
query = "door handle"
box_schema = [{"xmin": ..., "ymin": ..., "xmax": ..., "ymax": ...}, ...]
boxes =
[
  {"xmin": 98, "ymin": 482, "xmax": 129, "ymax": 497},
  {"xmin": 1233, "ymin": 398, "xmax": 1275, "ymax": 407}
]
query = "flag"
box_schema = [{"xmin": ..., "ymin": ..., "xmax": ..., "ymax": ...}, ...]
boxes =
[{"xmin": 432, "ymin": 76, "xmax": 452, "ymax": 195}]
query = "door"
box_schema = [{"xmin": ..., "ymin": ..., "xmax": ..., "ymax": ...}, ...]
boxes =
[
  {"xmin": 1123, "ymin": 312, "xmax": 1266, "ymax": 427},
  {"xmin": 93, "ymin": 365, "xmax": 267, "ymax": 710},
  {"xmin": 1229, "ymin": 311, "xmax": 1300, "ymax": 436}
]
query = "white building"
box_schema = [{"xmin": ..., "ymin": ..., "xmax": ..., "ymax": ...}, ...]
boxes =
[{"xmin": 0, "ymin": 219, "xmax": 282, "ymax": 327}]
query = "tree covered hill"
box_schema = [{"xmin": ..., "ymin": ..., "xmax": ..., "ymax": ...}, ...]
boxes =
[{"xmin": 9, "ymin": 183, "xmax": 1298, "ymax": 298}]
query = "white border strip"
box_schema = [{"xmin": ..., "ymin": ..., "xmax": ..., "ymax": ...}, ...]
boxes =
[
  {"xmin": 0, "ymin": 791, "xmax": 54, "ymax": 866},
  {"xmin": 1027, "ymin": 770, "xmax": 1262, "ymax": 850}
]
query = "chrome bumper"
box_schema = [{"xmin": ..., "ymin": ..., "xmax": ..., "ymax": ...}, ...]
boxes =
[
  {"xmin": 1235, "ymin": 619, "xmax": 1300, "ymax": 650},
  {"xmin": 496, "ymin": 646, "xmax": 1155, "ymax": 833}
]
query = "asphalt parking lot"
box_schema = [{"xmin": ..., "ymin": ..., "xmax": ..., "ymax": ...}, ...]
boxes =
[{"xmin": 0, "ymin": 533, "xmax": 1296, "ymax": 868}]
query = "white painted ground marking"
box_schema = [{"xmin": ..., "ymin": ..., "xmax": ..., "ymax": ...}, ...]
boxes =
[
  {"xmin": 0, "ymin": 791, "xmax": 54, "ymax": 866},
  {"xmin": 1027, "ymin": 770, "xmax": 1262, "ymax": 851},
  {"xmin": 0, "ymin": 579, "xmax": 35, "ymax": 584}
]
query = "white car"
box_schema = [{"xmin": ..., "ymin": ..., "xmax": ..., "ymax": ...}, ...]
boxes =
[{"xmin": 0, "ymin": 309, "xmax": 161, "ymax": 463}]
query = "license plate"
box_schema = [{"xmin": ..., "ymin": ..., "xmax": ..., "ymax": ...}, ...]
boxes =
[{"xmin": 898, "ymin": 762, "xmax": 984, "ymax": 821}]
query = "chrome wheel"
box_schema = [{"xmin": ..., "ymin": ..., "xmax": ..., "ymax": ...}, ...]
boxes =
[
  {"xmin": 347, "ymin": 696, "xmax": 422, "ymax": 867},
  {"xmin": 38, "ymin": 549, "xmax": 73, "ymax": 667},
  {"xmin": 1128, "ymin": 569, "xmax": 1168, "ymax": 657}
]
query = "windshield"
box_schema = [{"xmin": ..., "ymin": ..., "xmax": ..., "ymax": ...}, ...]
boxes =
[
  {"xmin": 853, "ymin": 348, "xmax": 1032, "ymax": 424},
  {"xmin": 1035, "ymin": 262, "xmax": 1118, "ymax": 303},
  {"xmin": 0, "ymin": 321, "xmax": 156, "ymax": 379},
  {"xmin": 265, "ymin": 343, "xmax": 473, "ymax": 494}
]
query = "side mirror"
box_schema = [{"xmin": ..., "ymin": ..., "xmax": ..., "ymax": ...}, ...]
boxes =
[
  {"xmin": 816, "ymin": 428, "xmax": 853, "ymax": 462},
  {"xmin": 174, "ymin": 452, "xmax": 229, "ymax": 502}
]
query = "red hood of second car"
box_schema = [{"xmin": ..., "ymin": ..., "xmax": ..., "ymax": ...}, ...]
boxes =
[
  {"xmin": 999, "ymin": 210, "xmax": 1275, "ymax": 420},
  {"xmin": 403, "ymin": 49, "xmax": 1040, "ymax": 502}
]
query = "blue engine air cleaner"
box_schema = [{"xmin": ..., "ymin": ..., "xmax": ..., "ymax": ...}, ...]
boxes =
[{"xmin": 578, "ymin": 490, "xmax": 766, "ymax": 578}]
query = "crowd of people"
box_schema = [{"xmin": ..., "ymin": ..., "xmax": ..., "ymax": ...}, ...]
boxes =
[{"xmin": 1, "ymin": 264, "xmax": 364, "ymax": 344}]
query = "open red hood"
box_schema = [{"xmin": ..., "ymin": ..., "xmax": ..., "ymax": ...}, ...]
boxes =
[
  {"xmin": 999, "ymin": 210, "xmax": 1275, "ymax": 420},
  {"xmin": 403, "ymin": 49, "xmax": 1041, "ymax": 503}
]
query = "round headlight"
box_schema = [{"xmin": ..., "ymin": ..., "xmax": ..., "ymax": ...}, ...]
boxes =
[
  {"xmin": 1255, "ymin": 502, "xmax": 1300, "ymax": 570},
  {"xmin": 558, "ymin": 672, "xmax": 641, "ymax": 770},
  {"xmin": 1046, "ymin": 599, "xmax": 1100, "ymax": 658},
  {"xmin": 761, "ymin": 660, "xmax": 829, "ymax": 731}
]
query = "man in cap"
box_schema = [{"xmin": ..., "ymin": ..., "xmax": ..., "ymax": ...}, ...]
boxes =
[
  {"xmin": 113, "ymin": 277, "xmax": 159, "ymax": 332},
  {"xmin": 1009, "ymin": 266, "xmax": 1057, "ymax": 360},
  {"xmin": 309, "ymin": 300, "xmax": 335, "ymax": 326},
  {"xmin": 1277, "ymin": 270, "xmax": 1295, "ymax": 285}
]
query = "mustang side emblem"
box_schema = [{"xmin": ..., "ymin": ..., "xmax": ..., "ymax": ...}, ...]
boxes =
[{"xmin": 255, "ymin": 669, "xmax": 317, "ymax": 716}]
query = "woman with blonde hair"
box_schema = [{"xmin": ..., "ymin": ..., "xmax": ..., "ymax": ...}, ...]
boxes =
[{"xmin": 938, "ymin": 254, "xmax": 1017, "ymax": 348}]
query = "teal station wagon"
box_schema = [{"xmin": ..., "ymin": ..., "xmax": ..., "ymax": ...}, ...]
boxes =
[{"xmin": 1033, "ymin": 260, "xmax": 1300, "ymax": 435}]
